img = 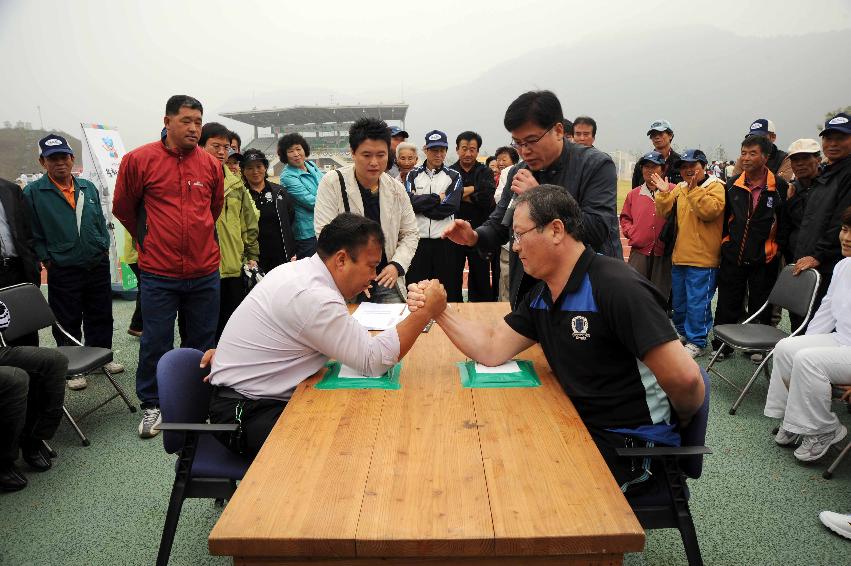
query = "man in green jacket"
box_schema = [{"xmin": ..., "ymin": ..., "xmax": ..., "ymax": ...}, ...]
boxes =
[
  {"xmin": 23, "ymin": 134, "xmax": 123, "ymax": 389},
  {"xmin": 198, "ymin": 123, "xmax": 259, "ymax": 340}
]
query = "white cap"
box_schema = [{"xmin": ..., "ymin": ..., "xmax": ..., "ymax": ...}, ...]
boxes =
[
  {"xmin": 766, "ymin": 119, "xmax": 776, "ymax": 133},
  {"xmin": 787, "ymin": 138, "xmax": 820, "ymax": 156}
]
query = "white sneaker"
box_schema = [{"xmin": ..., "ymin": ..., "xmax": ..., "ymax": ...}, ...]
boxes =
[
  {"xmin": 138, "ymin": 407, "xmax": 162, "ymax": 439},
  {"xmin": 683, "ymin": 343, "xmax": 703, "ymax": 358},
  {"xmin": 819, "ymin": 511, "xmax": 851, "ymax": 540},
  {"xmin": 67, "ymin": 376, "xmax": 87, "ymax": 390},
  {"xmin": 774, "ymin": 428, "xmax": 800, "ymax": 446},
  {"xmin": 104, "ymin": 361, "xmax": 125, "ymax": 374},
  {"xmin": 794, "ymin": 425, "xmax": 847, "ymax": 462}
]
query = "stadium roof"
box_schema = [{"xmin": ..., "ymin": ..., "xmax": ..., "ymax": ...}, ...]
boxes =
[{"xmin": 221, "ymin": 104, "xmax": 408, "ymax": 128}]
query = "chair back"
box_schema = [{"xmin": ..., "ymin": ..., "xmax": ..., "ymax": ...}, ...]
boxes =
[
  {"xmin": 156, "ymin": 348, "xmax": 212, "ymax": 454},
  {"xmin": 0, "ymin": 283, "xmax": 56, "ymax": 342},
  {"xmin": 768, "ymin": 266, "xmax": 820, "ymax": 318},
  {"xmin": 680, "ymin": 369, "xmax": 711, "ymax": 479}
]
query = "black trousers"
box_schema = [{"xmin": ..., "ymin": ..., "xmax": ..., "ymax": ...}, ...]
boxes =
[
  {"xmin": 0, "ymin": 346, "xmax": 68, "ymax": 463},
  {"xmin": 0, "ymin": 260, "xmax": 38, "ymax": 346},
  {"xmin": 489, "ymin": 251, "xmax": 501, "ymax": 301},
  {"xmin": 128, "ymin": 262, "xmax": 142, "ymax": 332},
  {"xmin": 587, "ymin": 426, "xmax": 667, "ymax": 500},
  {"xmin": 217, "ymin": 276, "xmax": 247, "ymax": 341},
  {"xmin": 407, "ymin": 238, "xmax": 463, "ymax": 303},
  {"xmin": 713, "ymin": 257, "xmax": 779, "ymax": 349},
  {"xmin": 208, "ymin": 389, "xmax": 287, "ymax": 459},
  {"xmin": 452, "ymin": 242, "xmax": 492, "ymax": 302},
  {"xmin": 47, "ymin": 257, "xmax": 113, "ymax": 349}
]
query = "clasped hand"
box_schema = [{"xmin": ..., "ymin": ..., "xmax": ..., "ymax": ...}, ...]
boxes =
[{"xmin": 406, "ymin": 279, "xmax": 448, "ymax": 317}]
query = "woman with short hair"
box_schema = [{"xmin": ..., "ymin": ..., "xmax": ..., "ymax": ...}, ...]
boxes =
[{"xmin": 278, "ymin": 133, "xmax": 324, "ymax": 258}]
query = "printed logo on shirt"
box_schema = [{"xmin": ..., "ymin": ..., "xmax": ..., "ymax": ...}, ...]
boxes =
[
  {"xmin": 571, "ymin": 315, "xmax": 590, "ymax": 340},
  {"xmin": 829, "ymin": 116, "xmax": 849, "ymax": 125},
  {"xmin": 766, "ymin": 196, "xmax": 775, "ymax": 209},
  {"xmin": 264, "ymin": 192, "xmax": 274, "ymax": 203}
]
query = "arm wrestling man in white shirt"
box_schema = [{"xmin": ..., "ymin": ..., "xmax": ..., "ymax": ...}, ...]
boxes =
[{"xmin": 205, "ymin": 212, "xmax": 446, "ymax": 457}]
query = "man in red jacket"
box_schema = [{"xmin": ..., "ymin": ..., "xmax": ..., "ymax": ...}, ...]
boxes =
[{"xmin": 113, "ymin": 95, "xmax": 224, "ymax": 438}]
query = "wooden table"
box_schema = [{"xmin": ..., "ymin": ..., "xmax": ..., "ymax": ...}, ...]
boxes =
[{"xmin": 209, "ymin": 303, "xmax": 644, "ymax": 565}]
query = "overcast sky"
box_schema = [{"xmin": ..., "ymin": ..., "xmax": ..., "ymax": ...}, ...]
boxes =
[{"xmin": 1, "ymin": 0, "xmax": 850, "ymax": 152}]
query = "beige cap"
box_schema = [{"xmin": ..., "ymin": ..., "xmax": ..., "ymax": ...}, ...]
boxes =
[{"xmin": 787, "ymin": 138, "xmax": 821, "ymax": 156}]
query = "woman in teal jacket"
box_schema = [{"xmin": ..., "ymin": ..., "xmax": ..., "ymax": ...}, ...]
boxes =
[{"xmin": 278, "ymin": 133, "xmax": 324, "ymax": 258}]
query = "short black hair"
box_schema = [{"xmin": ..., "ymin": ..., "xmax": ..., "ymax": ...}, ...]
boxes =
[
  {"xmin": 165, "ymin": 95, "xmax": 203, "ymax": 116},
  {"xmin": 741, "ymin": 135, "xmax": 772, "ymax": 156},
  {"xmin": 494, "ymin": 146, "xmax": 520, "ymax": 164},
  {"xmin": 229, "ymin": 131, "xmax": 241, "ymax": 149},
  {"xmin": 573, "ymin": 116, "xmax": 597, "ymax": 136},
  {"xmin": 485, "ymin": 156, "xmax": 496, "ymax": 167},
  {"xmin": 277, "ymin": 133, "xmax": 310, "ymax": 162},
  {"xmin": 503, "ymin": 90, "xmax": 564, "ymax": 132},
  {"xmin": 348, "ymin": 117, "xmax": 391, "ymax": 152},
  {"xmin": 562, "ymin": 118, "xmax": 574, "ymax": 136},
  {"xmin": 841, "ymin": 206, "xmax": 851, "ymax": 227},
  {"xmin": 455, "ymin": 131, "xmax": 482, "ymax": 149},
  {"xmin": 199, "ymin": 122, "xmax": 230, "ymax": 146},
  {"xmin": 514, "ymin": 184, "xmax": 584, "ymax": 241},
  {"xmin": 316, "ymin": 213, "xmax": 386, "ymax": 261}
]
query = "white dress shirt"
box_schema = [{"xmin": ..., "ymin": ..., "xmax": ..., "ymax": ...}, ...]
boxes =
[
  {"xmin": 209, "ymin": 254, "xmax": 401, "ymax": 400},
  {"xmin": 806, "ymin": 257, "xmax": 851, "ymax": 346}
]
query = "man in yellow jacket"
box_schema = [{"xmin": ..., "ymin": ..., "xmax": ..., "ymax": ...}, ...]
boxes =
[{"xmin": 654, "ymin": 149, "xmax": 725, "ymax": 358}]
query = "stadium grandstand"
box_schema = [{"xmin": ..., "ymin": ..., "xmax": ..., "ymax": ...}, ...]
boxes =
[{"xmin": 222, "ymin": 103, "xmax": 408, "ymax": 174}]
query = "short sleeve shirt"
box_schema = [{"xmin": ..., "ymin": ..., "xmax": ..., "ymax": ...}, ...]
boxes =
[{"xmin": 504, "ymin": 246, "xmax": 678, "ymax": 430}]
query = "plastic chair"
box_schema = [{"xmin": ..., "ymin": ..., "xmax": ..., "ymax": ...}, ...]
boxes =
[
  {"xmin": 0, "ymin": 283, "xmax": 136, "ymax": 445},
  {"xmin": 705, "ymin": 266, "xmax": 820, "ymax": 415},
  {"xmin": 155, "ymin": 348, "xmax": 250, "ymax": 566},
  {"xmin": 617, "ymin": 369, "xmax": 712, "ymax": 566}
]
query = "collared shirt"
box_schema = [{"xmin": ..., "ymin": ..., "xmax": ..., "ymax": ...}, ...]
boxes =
[
  {"xmin": 48, "ymin": 174, "xmax": 75, "ymax": 208},
  {"xmin": 504, "ymin": 246, "xmax": 679, "ymax": 434},
  {"xmin": 0, "ymin": 199, "xmax": 18, "ymax": 257},
  {"xmin": 209, "ymin": 254, "xmax": 401, "ymax": 400}
]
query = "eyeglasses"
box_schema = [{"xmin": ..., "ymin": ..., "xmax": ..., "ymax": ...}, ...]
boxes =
[
  {"xmin": 511, "ymin": 225, "xmax": 540, "ymax": 246},
  {"xmin": 510, "ymin": 124, "xmax": 556, "ymax": 151}
]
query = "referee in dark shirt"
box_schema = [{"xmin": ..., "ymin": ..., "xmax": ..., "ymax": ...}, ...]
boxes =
[{"xmin": 407, "ymin": 185, "xmax": 704, "ymax": 497}]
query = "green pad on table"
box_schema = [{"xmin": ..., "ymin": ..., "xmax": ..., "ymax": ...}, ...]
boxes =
[
  {"xmin": 457, "ymin": 360, "xmax": 540, "ymax": 388},
  {"xmin": 314, "ymin": 361, "xmax": 402, "ymax": 390}
]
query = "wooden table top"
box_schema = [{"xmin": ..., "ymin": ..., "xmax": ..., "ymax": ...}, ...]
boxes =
[{"xmin": 208, "ymin": 302, "xmax": 644, "ymax": 561}]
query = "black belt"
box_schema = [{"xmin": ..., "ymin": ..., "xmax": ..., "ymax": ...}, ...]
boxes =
[{"xmin": 213, "ymin": 386, "xmax": 250, "ymax": 400}]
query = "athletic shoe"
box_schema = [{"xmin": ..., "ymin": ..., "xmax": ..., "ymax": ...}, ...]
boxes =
[
  {"xmin": 794, "ymin": 425, "xmax": 847, "ymax": 462},
  {"xmin": 710, "ymin": 349, "xmax": 729, "ymax": 360},
  {"xmin": 683, "ymin": 343, "xmax": 703, "ymax": 358},
  {"xmin": 774, "ymin": 428, "xmax": 800, "ymax": 446},
  {"xmin": 104, "ymin": 361, "xmax": 125, "ymax": 374},
  {"xmin": 819, "ymin": 511, "xmax": 851, "ymax": 540},
  {"xmin": 138, "ymin": 407, "xmax": 162, "ymax": 439},
  {"xmin": 66, "ymin": 376, "xmax": 87, "ymax": 390}
]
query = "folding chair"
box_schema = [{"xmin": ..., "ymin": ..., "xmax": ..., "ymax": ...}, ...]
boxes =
[
  {"xmin": 823, "ymin": 385, "xmax": 851, "ymax": 479},
  {"xmin": 705, "ymin": 266, "xmax": 820, "ymax": 415},
  {"xmin": 155, "ymin": 348, "xmax": 250, "ymax": 566},
  {"xmin": 0, "ymin": 283, "xmax": 136, "ymax": 446},
  {"xmin": 617, "ymin": 369, "xmax": 712, "ymax": 566}
]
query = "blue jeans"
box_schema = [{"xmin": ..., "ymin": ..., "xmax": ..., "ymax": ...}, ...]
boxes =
[
  {"xmin": 671, "ymin": 265, "xmax": 717, "ymax": 348},
  {"xmin": 136, "ymin": 270, "xmax": 220, "ymax": 408}
]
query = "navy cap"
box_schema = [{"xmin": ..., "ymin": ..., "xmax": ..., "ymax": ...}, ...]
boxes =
[
  {"xmin": 389, "ymin": 126, "xmax": 409, "ymax": 139},
  {"xmin": 424, "ymin": 129, "xmax": 448, "ymax": 149},
  {"xmin": 747, "ymin": 118, "xmax": 772, "ymax": 137},
  {"xmin": 638, "ymin": 151, "xmax": 666, "ymax": 166},
  {"xmin": 39, "ymin": 134, "xmax": 73, "ymax": 158},
  {"xmin": 676, "ymin": 149, "xmax": 708, "ymax": 167},
  {"xmin": 647, "ymin": 119, "xmax": 673, "ymax": 136},
  {"xmin": 819, "ymin": 113, "xmax": 851, "ymax": 136}
]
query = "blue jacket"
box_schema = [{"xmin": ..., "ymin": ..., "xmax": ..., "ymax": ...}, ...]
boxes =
[{"xmin": 280, "ymin": 161, "xmax": 324, "ymax": 240}]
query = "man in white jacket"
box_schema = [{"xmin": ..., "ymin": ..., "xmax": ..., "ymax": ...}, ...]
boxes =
[
  {"xmin": 314, "ymin": 118, "xmax": 419, "ymax": 303},
  {"xmin": 764, "ymin": 206, "xmax": 851, "ymax": 462}
]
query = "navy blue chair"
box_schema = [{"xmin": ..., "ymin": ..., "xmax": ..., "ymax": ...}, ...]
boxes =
[
  {"xmin": 617, "ymin": 369, "xmax": 712, "ymax": 566},
  {"xmin": 155, "ymin": 348, "xmax": 251, "ymax": 566}
]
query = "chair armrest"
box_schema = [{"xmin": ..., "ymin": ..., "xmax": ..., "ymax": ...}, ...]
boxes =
[
  {"xmin": 156, "ymin": 423, "xmax": 238, "ymax": 433},
  {"xmin": 616, "ymin": 446, "xmax": 712, "ymax": 458}
]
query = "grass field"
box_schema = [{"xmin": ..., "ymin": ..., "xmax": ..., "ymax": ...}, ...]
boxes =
[{"xmin": 617, "ymin": 178, "xmax": 631, "ymax": 213}]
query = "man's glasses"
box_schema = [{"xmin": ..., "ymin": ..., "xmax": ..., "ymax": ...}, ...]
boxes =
[
  {"xmin": 510, "ymin": 124, "xmax": 556, "ymax": 151},
  {"xmin": 511, "ymin": 225, "xmax": 540, "ymax": 246}
]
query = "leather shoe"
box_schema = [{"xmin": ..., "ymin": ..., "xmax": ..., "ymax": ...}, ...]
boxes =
[
  {"xmin": 0, "ymin": 462, "xmax": 27, "ymax": 492},
  {"xmin": 21, "ymin": 442, "xmax": 52, "ymax": 472}
]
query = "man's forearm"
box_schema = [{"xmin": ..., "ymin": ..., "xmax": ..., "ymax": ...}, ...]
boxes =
[
  {"xmin": 396, "ymin": 307, "xmax": 432, "ymax": 359},
  {"xmin": 435, "ymin": 307, "xmax": 502, "ymax": 365}
]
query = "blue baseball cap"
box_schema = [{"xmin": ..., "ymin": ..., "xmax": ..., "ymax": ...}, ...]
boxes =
[
  {"xmin": 819, "ymin": 113, "xmax": 851, "ymax": 136},
  {"xmin": 424, "ymin": 129, "xmax": 448, "ymax": 149},
  {"xmin": 638, "ymin": 151, "xmax": 666, "ymax": 166},
  {"xmin": 747, "ymin": 118, "xmax": 774, "ymax": 137},
  {"xmin": 676, "ymin": 149, "xmax": 708, "ymax": 167},
  {"xmin": 389, "ymin": 126, "xmax": 409, "ymax": 139},
  {"xmin": 647, "ymin": 120, "xmax": 673, "ymax": 136},
  {"xmin": 38, "ymin": 134, "xmax": 74, "ymax": 158}
]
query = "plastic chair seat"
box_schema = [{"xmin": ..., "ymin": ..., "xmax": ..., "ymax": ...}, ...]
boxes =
[
  {"xmin": 186, "ymin": 435, "xmax": 251, "ymax": 479},
  {"xmin": 57, "ymin": 346, "xmax": 114, "ymax": 375},
  {"xmin": 713, "ymin": 324, "xmax": 788, "ymax": 351}
]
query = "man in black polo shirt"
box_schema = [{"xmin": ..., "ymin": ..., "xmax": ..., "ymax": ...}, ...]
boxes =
[
  {"xmin": 449, "ymin": 131, "xmax": 496, "ymax": 302},
  {"xmin": 409, "ymin": 185, "xmax": 704, "ymax": 497}
]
